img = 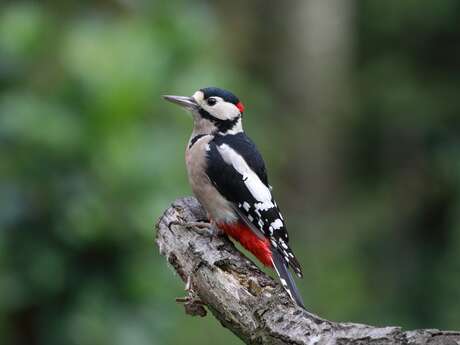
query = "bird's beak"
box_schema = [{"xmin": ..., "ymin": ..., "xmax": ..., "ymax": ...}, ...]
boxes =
[{"xmin": 163, "ymin": 95, "xmax": 199, "ymax": 110}]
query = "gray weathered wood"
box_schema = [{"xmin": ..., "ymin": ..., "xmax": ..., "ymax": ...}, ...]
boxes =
[{"xmin": 155, "ymin": 197, "xmax": 460, "ymax": 345}]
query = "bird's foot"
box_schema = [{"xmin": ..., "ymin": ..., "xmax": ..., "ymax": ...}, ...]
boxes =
[
  {"xmin": 168, "ymin": 219, "xmax": 218, "ymax": 237},
  {"xmin": 175, "ymin": 296, "xmax": 207, "ymax": 317},
  {"xmin": 185, "ymin": 221, "xmax": 212, "ymax": 229},
  {"xmin": 187, "ymin": 221, "xmax": 217, "ymax": 237},
  {"xmin": 176, "ymin": 276, "xmax": 207, "ymax": 317}
]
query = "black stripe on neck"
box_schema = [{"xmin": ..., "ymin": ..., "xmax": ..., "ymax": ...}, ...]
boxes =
[
  {"xmin": 188, "ymin": 134, "xmax": 206, "ymax": 149},
  {"xmin": 199, "ymin": 109, "xmax": 240, "ymax": 133}
]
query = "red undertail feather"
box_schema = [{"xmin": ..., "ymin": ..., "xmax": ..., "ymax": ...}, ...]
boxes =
[{"xmin": 218, "ymin": 222, "xmax": 273, "ymax": 267}]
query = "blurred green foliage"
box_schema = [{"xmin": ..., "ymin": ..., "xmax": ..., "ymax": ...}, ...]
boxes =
[{"xmin": 1, "ymin": 1, "xmax": 460, "ymax": 345}]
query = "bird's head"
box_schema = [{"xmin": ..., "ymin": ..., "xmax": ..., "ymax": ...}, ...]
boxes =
[{"xmin": 163, "ymin": 87, "xmax": 245, "ymax": 134}]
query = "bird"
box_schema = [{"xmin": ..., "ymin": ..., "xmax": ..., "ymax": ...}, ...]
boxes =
[{"xmin": 163, "ymin": 87, "xmax": 305, "ymax": 308}]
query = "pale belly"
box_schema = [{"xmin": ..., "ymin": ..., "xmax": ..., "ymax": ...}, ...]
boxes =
[{"xmin": 185, "ymin": 136, "xmax": 238, "ymax": 223}]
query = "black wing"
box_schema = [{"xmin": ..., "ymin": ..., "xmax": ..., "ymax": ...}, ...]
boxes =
[
  {"xmin": 205, "ymin": 133, "xmax": 302, "ymax": 277},
  {"xmin": 212, "ymin": 133, "xmax": 269, "ymax": 187}
]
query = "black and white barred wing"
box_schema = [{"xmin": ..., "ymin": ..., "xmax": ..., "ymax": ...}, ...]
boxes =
[{"xmin": 206, "ymin": 137, "xmax": 303, "ymax": 278}]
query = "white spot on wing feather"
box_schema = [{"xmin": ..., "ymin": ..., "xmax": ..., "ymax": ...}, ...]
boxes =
[
  {"xmin": 255, "ymin": 201, "xmax": 275, "ymax": 211},
  {"xmin": 271, "ymin": 219, "xmax": 283, "ymax": 230}
]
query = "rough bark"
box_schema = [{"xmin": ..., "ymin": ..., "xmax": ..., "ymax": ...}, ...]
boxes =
[{"xmin": 155, "ymin": 197, "xmax": 460, "ymax": 345}]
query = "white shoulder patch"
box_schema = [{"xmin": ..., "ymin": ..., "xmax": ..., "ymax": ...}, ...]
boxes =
[{"xmin": 217, "ymin": 144, "xmax": 274, "ymax": 206}]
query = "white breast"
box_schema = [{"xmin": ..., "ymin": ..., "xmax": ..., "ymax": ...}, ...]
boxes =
[{"xmin": 185, "ymin": 135, "xmax": 238, "ymax": 223}]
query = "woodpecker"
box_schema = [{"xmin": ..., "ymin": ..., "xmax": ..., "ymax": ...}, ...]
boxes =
[{"xmin": 163, "ymin": 87, "xmax": 305, "ymax": 308}]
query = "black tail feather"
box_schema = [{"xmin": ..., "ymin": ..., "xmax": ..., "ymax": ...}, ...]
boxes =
[{"xmin": 271, "ymin": 249, "xmax": 305, "ymax": 308}]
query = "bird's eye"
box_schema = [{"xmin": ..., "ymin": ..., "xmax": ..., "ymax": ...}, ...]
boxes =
[{"xmin": 207, "ymin": 98, "xmax": 217, "ymax": 106}]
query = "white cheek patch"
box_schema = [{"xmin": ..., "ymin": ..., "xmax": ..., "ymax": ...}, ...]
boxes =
[
  {"xmin": 211, "ymin": 102, "xmax": 240, "ymax": 121},
  {"xmin": 198, "ymin": 96, "xmax": 240, "ymax": 121}
]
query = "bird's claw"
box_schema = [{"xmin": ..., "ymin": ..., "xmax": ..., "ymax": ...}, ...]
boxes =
[
  {"xmin": 176, "ymin": 276, "xmax": 207, "ymax": 317},
  {"xmin": 168, "ymin": 218, "xmax": 221, "ymax": 238},
  {"xmin": 175, "ymin": 296, "xmax": 207, "ymax": 317}
]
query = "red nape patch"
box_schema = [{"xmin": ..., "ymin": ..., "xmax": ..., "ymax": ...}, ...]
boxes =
[
  {"xmin": 217, "ymin": 222, "xmax": 273, "ymax": 267},
  {"xmin": 236, "ymin": 102, "xmax": 245, "ymax": 113}
]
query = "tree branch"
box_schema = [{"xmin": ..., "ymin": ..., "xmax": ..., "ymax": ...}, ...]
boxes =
[{"xmin": 155, "ymin": 197, "xmax": 460, "ymax": 345}]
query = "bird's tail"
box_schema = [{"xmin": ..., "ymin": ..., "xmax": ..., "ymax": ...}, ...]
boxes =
[{"xmin": 271, "ymin": 249, "xmax": 305, "ymax": 308}]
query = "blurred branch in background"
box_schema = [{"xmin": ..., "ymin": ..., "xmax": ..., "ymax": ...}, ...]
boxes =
[
  {"xmin": 156, "ymin": 197, "xmax": 460, "ymax": 345},
  {"xmin": 281, "ymin": 0, "xmax": 354, "ymax": 214}
]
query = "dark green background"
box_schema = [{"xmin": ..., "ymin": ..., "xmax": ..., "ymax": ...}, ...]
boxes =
[{"xmin": 1, "ymin": 1, "xmax": 460, "ymax": 344}]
